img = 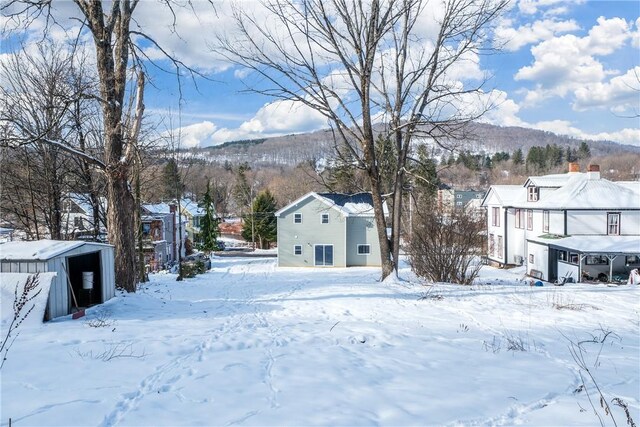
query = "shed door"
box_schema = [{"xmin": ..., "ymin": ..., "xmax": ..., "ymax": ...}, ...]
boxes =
[{"xmin": 314, "ymin": 245, "xmax": 333, "ymax": 266}]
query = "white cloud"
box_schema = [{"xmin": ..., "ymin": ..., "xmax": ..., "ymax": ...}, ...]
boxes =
[
  {"xmin": 515, "ymin": 17, "xmax": 634, "ymax": 107},
  {"xmin": 495, "ymin": 18, "xmax": 579, "ymax": 51},
  {"xmin": 518, "ymin": 0, "xmax": 585, "ymax": 15},
  {"xmin": 530, "ymin": 120, "xmax": 640, "ymax": 146},
  {"xmin": 173, "ymin": 121, "xmax": 218, "ymax": 148},
  {"xmin": 573, "ymin": 66, "xmax": 640, "ymax": 112}
]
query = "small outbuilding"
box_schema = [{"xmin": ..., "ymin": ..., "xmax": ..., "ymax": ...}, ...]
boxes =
[{"xmin": 0, "ymin": 240, "xmax": 116, "ymax": 320}]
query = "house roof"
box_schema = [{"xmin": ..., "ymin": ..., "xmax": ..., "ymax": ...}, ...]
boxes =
[
  {"xmin": 142, "ymin": 203, "xmax": 172, "ymax": 215},
  {"xmin": 68, "ymin": 193, "xmax": 106, "ymax": 215},
  {"xmin": 524, "ymin": 173, "xmax": 581, "ymax": 188},
  {"xmin": 181, "ymin": 198, "xmax": 205, "ymax": 217},
  {"xmin": 275, "ymin": 192, "xmax": 381, "ymax": 217},
  {"xmin": 483, "ymin": 174, "xmax": 640, "ymax": 210},
  {"xmin": 528, "ymin": 235, "xmax": 640, "ymax": 255},
  {"xmin": 0, "ymin": 239, "xmax": 113, "ymax": 261}
]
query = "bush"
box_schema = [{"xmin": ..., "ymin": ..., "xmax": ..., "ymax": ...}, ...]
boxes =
[
  {"xmin": 180, "ymin": 260, "xmax": 207, "ymax": 278},
  {"xmin": 408, "ymin": 202, "xmax": 485, "ymax": 285}
]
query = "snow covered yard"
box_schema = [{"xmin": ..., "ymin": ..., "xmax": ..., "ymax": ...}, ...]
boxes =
[{"xmin": 1, "ymin": 257, "xmax": 638, "ymax": 426}]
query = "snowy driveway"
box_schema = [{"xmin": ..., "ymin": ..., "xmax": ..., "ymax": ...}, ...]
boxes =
[{"xmin": 2, "ymin": 257, "xmax": 638, "ymax": 426}]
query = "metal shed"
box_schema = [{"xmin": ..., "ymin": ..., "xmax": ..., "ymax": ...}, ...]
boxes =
[{"xmin": 0, "ymin": 240, "xmax": 115, "ymax": 320}]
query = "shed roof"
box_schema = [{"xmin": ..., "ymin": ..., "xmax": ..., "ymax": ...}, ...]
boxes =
[
  {"xmin": 527, "ymin": 235, "xmax": 640, "ymax": 255},
  {"xmin": 0, "ymin": 240, "xmax": 113, "ymax": 261}
]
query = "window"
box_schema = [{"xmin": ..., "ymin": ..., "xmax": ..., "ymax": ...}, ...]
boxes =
[
  {"xmin": 607, "ymin": 213, "xmax": 620, "ymax": 235},
  {"xmin": 543, "ymin": 210, "xmax": 549, "ymax": 233},
  {"xmin": 558, "ymin": 250, "xmax": 568, "ymax": 262},
  {"xmin": 489, "ymin": 234, "xmax": 495, "ymax": 256},
  {"xmin": 294, "ymin": 245, "xmax": 302, "ymax": 256},
  {"xmin": 497, "ymin": 236, "xmax": 503, "ymax": 256},
  {"xmin": 569, "ymin": 253, "xmax": 579, "ymax": 265},
  {"xmin": 321, "ymin": 213, "xmax": 329, "ymax": 224},
  {"xmin": 357, "ymin": 244, "xmax": 371, "ymax": 255},
  {"xmin": 527, "ymin": 186, "xmax": 539, "ymax": 202},
  {"xmin": 515, "ymin": 209, "xmax": 523, "ymax": 229},
  {"xmin": 492, "ymin": 207, "xmax": 500, "ymax": 226},
  {"xmin": 456, "ymin": 194, "xmax": 462, "ymax": 199},
  {"xmin": 294, "ymin": 213, "xmax": 302, "ymax": 224},
  {"xmin": 314, "ymin": 245, "xmax": 334, "ymax": 266},
  {"xmin": 626, "ymin": 255, "xmax": 640, "ymax": 265},
  {"xmin": 527, "ymin": 209, "xmax": 533, "ymax": 230},
  {"xmin": 74, "ymin": 216, "xmax": 84, "ymax": 229},
  {"xmin": 586, "ymin": 255, "xmax": 608, "ymax": 265},
  {"xmin": 529, "ymin": 254, "xmax": 534, "ymax": 264},
  {"xmin": 456, "ymin": 202, "xmax": 462, "ymax": 206},
  {"xmin": 475, "ymin": 194, "xmax": 482, "ymax": 198}
]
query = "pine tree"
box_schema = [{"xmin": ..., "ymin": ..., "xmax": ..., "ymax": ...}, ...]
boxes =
[
  {"xmin": 512, "ymin": 148, "xmax": 524, "ymax": 165},
  {"xmin": 162, "ymin": 158, "xmax": 183, "ymax": 200},
  {"xmin": 242, "ymin": 190, "xmax": 277, "ymax": 249},
  {"xmin": 199, "ymin": 181, "xmax": 220, "ymax": 253},
  {"xmin": 577, "ymin": 141, "xmax": 591, "ymax": 160},
  {"xmin": 411, "ymin": 145, "xmax": 440, "ymax": 205}
]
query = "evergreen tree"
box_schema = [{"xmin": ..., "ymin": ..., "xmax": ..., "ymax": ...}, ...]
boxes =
[
  {"xmin": 199, "ymin": 181, "xmax": 220, "ymax": 253},
  {"xmin": 512, "ymin": 148, "xmax": 524, "ymax": 165},
  {"xmin": 232, "ymin": 163, "xmax": 252, "ymax": 214},
  {"xmin": 577, "ymin": 141, "xmax": 591, "ymax": 159},
  {"xmin": 162, "ymin": 158, "xmax": 183, "ymax": 200},
  {"xmin": 411, "ymin": 145, "xmax": 440, "ymax": 204},
  {"xmin": 566, "ymin": 146, "xmax": 577, "ymax": 162},
  {"xmin": 242, "ymin": 190, "xmax": 277, "ymax": 249}
]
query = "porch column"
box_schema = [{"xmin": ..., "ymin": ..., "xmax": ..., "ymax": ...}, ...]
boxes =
[{"xmin": 607, "ymin": 255, "xmax": 617, "ymax": 283}]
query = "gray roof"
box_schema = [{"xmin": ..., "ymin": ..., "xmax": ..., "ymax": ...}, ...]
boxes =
[{"xmin": 317, "ymin": 193, "xmax": 374, "ymax": 207}]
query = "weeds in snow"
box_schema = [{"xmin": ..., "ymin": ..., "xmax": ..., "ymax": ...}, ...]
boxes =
[
  {"xmin": 85, "ymin": 309, "xmax": 116, "ymax": 329},
  {"xmin": 75, "ymin": 342, "xmax": 147, "ymax": 362},
  {"xmin": 548, "ymin": 292, "xmax": 599, "ymax": 311},
  {"xmin": 483, "ymin": 330, "xmax": 542, "ymax": 354},
  {"xmin": 1, "ymin": 274, "xmax": 42, "ymax": 370},
  {"xmin": 457, "ymin": 323, "xmax": 469, "ymax": 333},
  {"xmin": 418, "ymin": 286, "xmax": 444, "ymax": 301},
  {"xmin": 563, "ymin": 327, "xmax": 634, "ymax": 427}
]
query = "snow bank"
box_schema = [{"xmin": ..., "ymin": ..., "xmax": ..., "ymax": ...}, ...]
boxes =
[{"xmin": 1, "ymin": 272, "xmax": 55, "ymax": 328}]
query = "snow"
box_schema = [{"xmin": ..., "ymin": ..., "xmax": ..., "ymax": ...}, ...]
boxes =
[
  {"xmin": 528, "ymin": 234, "xmax": 640, "ymax": 253},
  {"xmin": 342, "ymin": 202, "xmax": 375, "ymax": 215},
  {"xmin": 1, "ymin": 258, "xmax": 638, "ymax": 426},
  {"xmin": 1, "ymin": 273, "xmax": 56, "ymax": 329},
  {"xmin": 0, "ymin": 240, "xmax": 86, "ymax": 261}
]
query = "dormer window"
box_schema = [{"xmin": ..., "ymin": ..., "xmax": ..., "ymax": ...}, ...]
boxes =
[
  {"xmin": 527, "ymin": 186, "xmax": 539, "ymax": 202},
  {"xmin": 321, "ymin": 213, "xmax": 329, "ymax": 224}
]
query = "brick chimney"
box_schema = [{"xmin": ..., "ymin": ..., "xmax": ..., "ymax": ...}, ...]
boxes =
[
  {"xmin": 568, "ymin": 162, "xmax": 580, "ymax": 173},
  {"xmin": 587, "ymin": 164, "xmax": 600, "ymax": 180}
]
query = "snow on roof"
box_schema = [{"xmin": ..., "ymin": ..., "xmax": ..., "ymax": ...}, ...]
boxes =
[
  {"xmin": 181, "ymin": 198, "xmax": 205, "ymax": 217},
  {"xmin": 276, "ymin": 192, "xmax": 384, "ymax": 217},
  {"xmin": 534, "ymin": 177, "xmax": 640, "ymax": 209},
  {"xmin": 484, "ymin": 185, "xmax": 522, "ymax": 206},
  {"xmin": 528, "ymin": 235, "xmax": 640, "ymax": 254},
  {"xmin": 142, "ymin": 203, "xmax": 172, "ymax": 215},
  {"xmin": 68, "ymin": 193, "xmax": 106, "ymax": 214},
  {"xmin": 525, "ymin": 173, "xmax": 581, "ymax": 188},
  {"xmin": 0, "ymin": 240, "xmax": 111, "ymax": 261}
]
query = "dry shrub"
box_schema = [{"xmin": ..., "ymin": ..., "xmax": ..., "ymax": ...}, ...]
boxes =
[{"xmin": 409, "ymin": 202, "xmax": 485, "ymax": 285}]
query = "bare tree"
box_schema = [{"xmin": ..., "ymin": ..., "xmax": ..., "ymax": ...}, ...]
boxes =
[
  {"xmin": 2, "ymin": 0, "xmax": 209, "ymax": 291},
  {"xmin": 215, "ymin": 0, "xmax": 508, "ymax": 279}
]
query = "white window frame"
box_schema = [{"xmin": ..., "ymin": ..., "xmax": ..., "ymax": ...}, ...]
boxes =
[
  {"xmin": 294, "ymin": 212, "xmax": 302, "ymax": 224},
  {"xmin": 314, "ymin": 244, "xmax": 334, "ymax": 266},
  {"xmin": 543, "ymin": 210, "xmax": 549, "ymax": 233},
  {"xmin": 527, "ymin": 209, "xmax": 533, "ymax": 230},
  {"xmin": 497, "ymin": 236, "xmax": 503, "ymax": 256},
  {"xmin": 492, "ymin": 207, "xmax": 500, "ymax": 227},
  {"xmin": 321, "ymin": 213, "xmax": 329, "ymax": 224},
  {"xmin": 357, "ymin": 244, "xmax": 371, "ymax": 255},
  {"xmin": 515, "ymin": 209, "xmax": 523, "ymax": 229},
  {"xmin": 293, "ymin": 245, "xmax": 302, "ymax": 256},
  {"xmin": 527, "ymin": 186, "xmax": 539, "ymax": 202},
  {"xmin": 529, "ymin": 254, "xmax": 534, "ymax": 264},
  {"xmin": 607, "ymin": 212, "xmax": 620, "ymax": 235}
]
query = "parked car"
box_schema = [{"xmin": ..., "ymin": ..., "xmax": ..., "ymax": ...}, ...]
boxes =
[{"xmin": 184, "ymin": 252, "xmax": 211, "ymax": 270}]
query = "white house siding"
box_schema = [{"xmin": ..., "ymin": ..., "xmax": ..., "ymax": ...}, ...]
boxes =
[
  {"xmin": 527, "ymin": 241, "xmax": 549, "ymax": 280},
  {"xmin": 486, "ymin": 205, "xmax": 505, "ymax": 263},
  {"xmin": 567, "ymin": 210, "xmax": 640, "ymax": 235},
  {"xmin": 549, "ymin": 210, "xmax": 565, "ymax": 235},
  {"xmin": 345, "ymin": 217, "xmax": 381, "ymax": 266},
  {"xmin": 277, "ymin": 198, "xmax": 347, "ymax": 267}
]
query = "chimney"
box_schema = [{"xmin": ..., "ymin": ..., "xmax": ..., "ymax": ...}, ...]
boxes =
[
  {"xmin": 587, "ymin": 164, "xmax": 600, "ymax": 180},
  {"xmin": 568, "ymin": 162, "xmax": 580, "ymax": 173}
]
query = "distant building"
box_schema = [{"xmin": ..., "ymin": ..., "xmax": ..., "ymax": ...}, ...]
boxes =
[
  {"xmin": 179, "ymin": 198, "xmax": 206, "ymax": 243},
  {"xmin": 141, "ymin": 203, "xmax": 187, "ymax": 269},
  {"xmin": 438, "ymin": 188, "xmax": 486, "ymax": 211},
  {"xmin": 62, "ymin": 193, "xmax": 107, "ymax": 241}
]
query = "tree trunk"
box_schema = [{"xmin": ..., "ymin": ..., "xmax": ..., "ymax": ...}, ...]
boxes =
[{"xmin": 106, "ymin": 166, "xmax": 137, "ymax": 291}]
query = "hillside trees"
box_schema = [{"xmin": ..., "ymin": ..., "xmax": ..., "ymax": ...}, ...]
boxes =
[{"xmin": 216, "ymin": 0, "xmax": 508, "ymax": 279}]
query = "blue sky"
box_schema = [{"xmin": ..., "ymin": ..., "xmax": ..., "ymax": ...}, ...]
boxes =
[{"xmin": 3, "ymin": 0, "xmax": 639, "ymax": 147}]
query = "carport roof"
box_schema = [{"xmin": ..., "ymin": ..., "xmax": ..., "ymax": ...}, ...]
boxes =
[
  {"xmin": 527, "ymin": 235, "xmax": 640, "ymax": 255},
  {"xmin": 0, "ymin": 239, "xmax": 112, "ymax": 261}
]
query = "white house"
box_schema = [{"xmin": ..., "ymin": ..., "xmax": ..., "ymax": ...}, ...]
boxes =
[
  {"xmin": 275, "ymin": 192, "xmax": 383, "ymax": 267},
  {"xmin": 62, "ymin": 193, "xmax": 107, "ymax": 240},
  {"xmin": 481, "ymin": 163, "xmax": 640, "ymax": 283}
]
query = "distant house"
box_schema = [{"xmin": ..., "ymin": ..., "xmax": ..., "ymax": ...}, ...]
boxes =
[
  {"xmin": 141, "ymin": 203, "xmax": 187, "ymax": 269},
  {"xmin": 275, "ymin": 192, "xmax": 382, "ymax": 267},
  {"xmin": 62, "ymin": 193, "xmax": 107, "ymax": 240},
  {"xmin": 179, "ymin": 198, "xmax": 206, "ymax": 242},
  {"xmin": 438, "ymin": 188, "xmax": 486, "ymax": 211},
  {"xmin": 0, "ymin": 239, "xmax": 115, "ymax": 320},
  {"xmin": 481, "ymin": 163, "xmax": 640, "ymax": 283}
]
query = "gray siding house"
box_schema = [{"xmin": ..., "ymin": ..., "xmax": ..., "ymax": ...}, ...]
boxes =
[{"xmin": 275, "ymin": 192, "xmax": 382, "ymax": 267}]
